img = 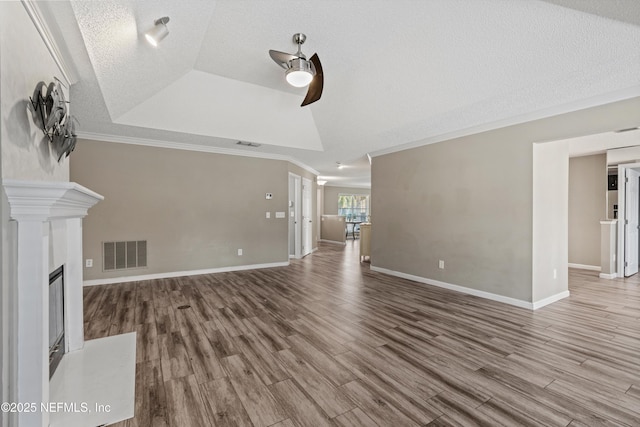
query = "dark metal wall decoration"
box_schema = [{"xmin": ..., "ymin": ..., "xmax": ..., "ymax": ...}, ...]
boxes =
[{"xmin": 28, "ymin": 77, "xmax": 78, "ymax": 162}]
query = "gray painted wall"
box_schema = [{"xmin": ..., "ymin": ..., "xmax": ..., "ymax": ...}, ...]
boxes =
[
  {"xmin": 569, "ymin": 154, "xmax": 606, "ymax": 267},
  {"xmin": 372, "ymin": 97, "xmax": 640, "ymax": 303},
  {"xmin": 71, "ymin": 140, "xmax": 295, "ymax": 281},
  {"xmin": 321, "ymin": 215, "xmax": 347, "ymax": 243},
  {"xmin": 0, "ymin": 2, "xmax": 71, "ymax": 422},
  {"xmin": 372, "ymin": 130, "xmax": 533, "ymax": 301}
]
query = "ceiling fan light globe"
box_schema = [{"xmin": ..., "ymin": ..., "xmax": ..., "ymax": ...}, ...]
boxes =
[
  {"xmin": 286, "ymin": 70, "xmax": 313, "ymax": 87},
  {"xmin": 286, "ymin": 58, "xmax": 314, "ymax": 87}
]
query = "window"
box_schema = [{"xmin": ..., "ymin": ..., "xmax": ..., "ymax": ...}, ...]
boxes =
[{"xmin": 338, "ymin": 194, "xmax": 370, "ymax": 222}]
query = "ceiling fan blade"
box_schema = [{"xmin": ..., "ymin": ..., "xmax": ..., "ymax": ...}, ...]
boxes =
[
  {"xmin": 301, "ymin": 53, "xmax": 323, "ymax": 107},
  {"xmin": 269, "ymin": 50, "xmax": 298, "ymax": 69}
]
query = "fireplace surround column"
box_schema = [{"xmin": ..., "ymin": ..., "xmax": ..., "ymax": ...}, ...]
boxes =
[
  {"xmin": 3, "ymin": 180, "xmax": 103, "ymax": 427},
  {"xmin": 16, "ymin": 220, "xmax": 48, "ymax": 427},
  {"xmin": 65, "ymin": 217, "xmax": 85, "ymax": 352}
]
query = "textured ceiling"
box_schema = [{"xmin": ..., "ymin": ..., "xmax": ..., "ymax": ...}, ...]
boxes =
[{"xmin": 40, "ymin": 0, "xmax": 640, "ymax": 187}]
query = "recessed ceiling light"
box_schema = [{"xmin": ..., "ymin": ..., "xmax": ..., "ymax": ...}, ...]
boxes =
[{"xmin": 145, "ymin": 17, "xmax": 170, "ymax": 47}]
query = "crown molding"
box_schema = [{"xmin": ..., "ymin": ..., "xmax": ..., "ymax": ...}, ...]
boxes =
[
  {"xmin": 288, "ymin": 158, "xmax": 320, "ymax": 176},
  {"xmin": 76, "ymin": 131, "xmax": 320, "ymax": 176},
  {"xmin": 370, "ymin": 86, "xmax": 640, "ymax": 158},
  {"xmin": 21, "ymin": 0, "xmax": 78, "ymax": 85}
]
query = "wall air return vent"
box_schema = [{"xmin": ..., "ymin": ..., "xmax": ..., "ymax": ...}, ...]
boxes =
[{"xmin": 103, "ymin": 240, "xmax": 147, "ymax": 271}]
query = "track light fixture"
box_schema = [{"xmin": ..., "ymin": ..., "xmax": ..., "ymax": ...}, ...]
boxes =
[{"xmin": 145, "ymin": 17, "xmax": 170, "ymax": 47}]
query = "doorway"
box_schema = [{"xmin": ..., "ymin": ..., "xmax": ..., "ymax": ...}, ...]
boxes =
[
  {"xmin": 616, "ymin": 163, "xmax": 640, "ymax": 277},
  {"xmin": 289, "ymin": 174, "xmax": 314, "ymax": 258}
]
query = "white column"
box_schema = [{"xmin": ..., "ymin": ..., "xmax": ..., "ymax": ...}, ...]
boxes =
[
  {"xmin": 16, "ymin": 221, "xmax": 49, "ymax": 427},
  {"xmin": 65, "ymin": 218, "xmax": 84, "ymax": 351},
  {"xmin": 600, "ymin": 220, "xmax": 618, "ymax": 279}
]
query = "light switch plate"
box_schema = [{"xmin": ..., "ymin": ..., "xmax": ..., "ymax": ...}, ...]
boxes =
[{"xmin": 275, "ymin": 211, "xmax": 286, "ymax": 218}]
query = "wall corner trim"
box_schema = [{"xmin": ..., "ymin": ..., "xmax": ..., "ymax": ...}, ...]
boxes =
[
  {"xmin": 567, "ymin": 263, "xmax": 601, "ymax": 272},
  {"xmin": 531, "ymin": 290, "xmax": 570, "ymax": 310},
  {"xmin": 599, "ymin": 272, "xmax": 617, "ymax": 280},
  {"xmin": 83, "ymin": 261, "xmax": 289, "ymax": 286},
  {"xmin": 370, "ymin": 265, "xmax": 534, "ymax": 310}
]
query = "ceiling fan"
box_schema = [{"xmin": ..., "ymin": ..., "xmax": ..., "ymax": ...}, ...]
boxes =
[{"xmin": 269, "ymin": 33, "xmax": 323, "ymax": 107}]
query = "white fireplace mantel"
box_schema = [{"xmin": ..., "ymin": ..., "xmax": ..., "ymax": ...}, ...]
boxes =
[
  {"xmin": 4, "ymin": 179, "xmax": 104, "ymax": 221},
  {"xmin": 3, "ymin": 179, "xmax": 103, "ymax": 427}
]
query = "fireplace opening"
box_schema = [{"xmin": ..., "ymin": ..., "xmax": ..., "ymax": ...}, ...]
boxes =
[{"xmin": 49, "ymin": 265, "xmax": 65, "ymax": 379}]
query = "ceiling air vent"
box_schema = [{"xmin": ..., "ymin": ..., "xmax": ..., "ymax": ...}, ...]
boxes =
[
  {"xmin": 103, "ymin": 240, "xmax": 147, "ymax": 271},
  {"xmin": 236, "ymin": 141, "xmax": 261, "ymax": 148}
]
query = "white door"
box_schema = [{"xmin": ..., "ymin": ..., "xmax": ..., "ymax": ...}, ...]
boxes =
[
  {"xmin": 288, "ymin": 174, "xmax": 296, "ymax": 257},
  {"xmin": 302, "ymin": 178, "xmax": 313, "ymax": 256},
  {"xmin": 288, "ymin": 174, "xmax": 302, "ymax": 258},
  {"xmin": 625, "ymin": 169, "xmax": 640, "ymax": 276}
]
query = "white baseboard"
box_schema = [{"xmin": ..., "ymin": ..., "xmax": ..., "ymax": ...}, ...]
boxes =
[
  {"xmin": 568, "ymin": 263, "xmax": 601, "ymax": 271},
  {"xmin": 319, "ymin": 239, "xmax": 346, "ymax": 246},
  {"xmin": 83, "ymin": 261, "xmax": 290, "ymax": 286},
  {"xmin": 599, "ymin": 272, "xmax": 617, "ymax": 279},
  {"xmin": 290, "ymin": 248, "xmax": 317, "ymax": 260},
  {"xmin": 531, "ymin": 290, "xmax": 570, "ymax": 310},
  {"xmin": 370, "ymin": 266, "xmax": 535, "ymax": 309}
]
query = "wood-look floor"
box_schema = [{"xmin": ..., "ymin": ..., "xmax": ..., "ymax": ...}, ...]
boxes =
[{"xmin": 84, "ymin": 242, "xmax": 640, "ymax": 427}]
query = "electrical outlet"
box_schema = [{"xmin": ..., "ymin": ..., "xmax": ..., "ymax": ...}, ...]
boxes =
[
  {"xmin": 237, "ymin": 249, "xmax": 243, "ymax": 256},
  {"xmin": 85, "ymin": 259, "xmax": 93, "ymax": 268},
  {"xmin": 438, "ymin": 260, "xmax": 444, "ymax": 269}
]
